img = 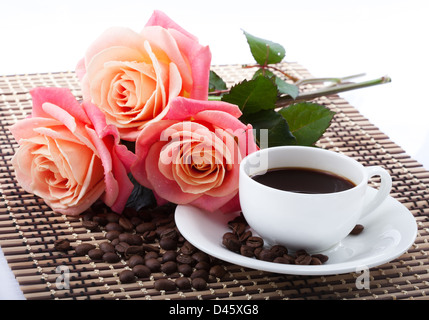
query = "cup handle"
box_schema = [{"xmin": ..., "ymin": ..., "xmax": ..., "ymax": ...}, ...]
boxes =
[{"xmin": 360, "ymin": 166, "xmax": 392, "ymax": 219}]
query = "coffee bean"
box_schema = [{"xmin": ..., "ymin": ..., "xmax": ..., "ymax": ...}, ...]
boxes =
[
  {"xmin": 154, "ymin": 279, "xmax": 177, "ymax": 291},
  {"xmin": 125, "ymin": 245, "xmax": 144, "ymax": 258},
  {"xmin": 246, "ymin": 236, "xmax": 264, "ymax": 248},
  {"xmin": 295, "ymin": 254, "xmax": 312, "ymax": 265},
  {"xmin": 105, "ymin": 222, "xmax": 123, "ymax": 232},
  {"xmin": 54, "ymin": 239, "xmax": 71, "ymax": 252},
  {"xmin": 118, "ymin": 232, "xmax": 133, "ymax": 244},
  {"xmin": 253, "ymin": 247, "xmax": 263, "ymax": 258},
  {"xmin": 106, "ymin": 212, "xmax": 120, "ymax": 223},
  {"xmin": 142, "ymin": 230, "xmax": 157, "ymax": 242},
  {"xmin": 209, "ymin": 265, "xmax": 226, "ymax": 279},
  {"xmin": 240, "ymin": 245, "xmax": 254, "ymax": 257},
  {"xmin": 99, "ymin": 241, "xmax": 115, "ymax": 253},
  {"xmin": 176, "ymin": 253, "xmax": 194, "ymax": 265},
  {"xmin": 192, "ymin": 251, "xmax": 210, "ymax": 263},
  {"xmin": 160, "ymin": 228, "xmax": 178, "ymax": 240},
  {"xmin": 136, "ymin": 222, "xmax": 156, "ymax": 234},
  {"xmin": 162, "ymin": 250, "xmax": 178, "ymax": 263},
  {"xmin": 281, "ymin": 254, "xmax": 296, "ymax": 264},
  {"xmin": 119, "ymin": 270, "xmax": 135, "ymax": 283},
  {"xmin": 132, "ymin": 265, "xmax": 151, "ymax": 278},
  {"xmin": 191, "ymin": 278, "xmax": 207, "ymax": 291},
  {"xmin": 103, "ymin": 252, "xmax": 120, "ymax": 263},
  {"xmin": 93, "ymin": 214, "xmax": 108, "ymax": 226},
  {"xmin": 105, "ymin": 230, "xmax": 121, "ymax": 241},
  {"xmin": 311, "ymin": 257, "xmax": 323, "ymax": 265},
  {"xmin": 81, "ymin": 220, "xmax": 99, "ymax": 230},
  {"xmin": 145, "ymin": 251, "xmax": 159, "ymax": 260},
  {"xmin": 350, "ymin": 224, "xmax": 364, "ymax": 235},
  {"xmin": 119, "ymin": 216, "xmax": 134, "ymax": 232},
  {"xmin": 115, "ymin": 242, "xmax": 130, "ymax": 255},
  {"xmin": 270, "ymin": 245, "xmax": 288, "ymax": 257},
  {"xmin": 311, "ymin": 254, "xmax": 329, "ymax": 263},
  {"xmin": 145, "ymin": 258, "xmax": 161, "ymax": 272},
  {"xmin": 155, "ymin": 217, "xmax": 173, "ymax": 228},
  {"xmin": 178, "ymin": 263, "xmax": 193, "ymax": 277},
  {"xmin": 195, "ymin": 261, "xmax": 211, "ymax": 271},
  {"xmin": 238, "ymin": 230, "xmax": 252, "ymax": 242},
  {"xmin": 191, "ymin": 269, "xmax": 209, "ymax": 281},
  {"xmin": 223, "ymin": 237, "xmax": 241, "ymax": 252},
  {"xmin": 129, "ymin": 234, "xmax": 143, "ymax": 246},
  {"xmin": 159, "ymin": 237, "xmax": 177, "ymax": 250},
  {"xmin": 180, "ymin": 241, "xmax": 197, "ymax": 255},
  {"xmin": 75, "ymin": 243, "xmax": 96, "ymax": 256},
  {"xmin": 295, "ymin": 249, "xmax": 308, "ymax": 257},
  {"xmin": 141, "ymin": 244, "xmax": 160, "ymax": 253},
  {"xmin": 228, "ymin": 221, "xmax": 246, "ymax": 235},
  {"xmin": 175, "ymin": 277, "xmax": 191, "ymax": 290},
  {"xmin": 88, "ymin": 248, "xmax": 104, "ymax": 260},
  {"xmin": 128, "ymin": 254, "xmax": 145, "ymax": 268},
  {"xmin": 273, "ymin": 256, "xmax": 293, "ymax": 264},
  {"xmin": 83, "ymin": 211, "xmax": 95, "ymax": 221},
  {"xmin": 125, "ymin": 246, "xmax": 144, "ymax": 259},
  {"xmin": 161, "ymin": 261, "xmax": 177, "ymax": 275},
  {"xmin": 258, "ymin": 249, "xmax": 275, "ymax": 262},
  {"xmin": 130, "ymin": 216, "xmax": 142, "ymax": 227},
  {"xmin": 222, "ymin": 232, "xmax": 237, "ymax": 241}
]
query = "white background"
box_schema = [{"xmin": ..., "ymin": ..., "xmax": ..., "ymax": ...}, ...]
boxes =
[{"xmin": 0, "ymin": 0, "xmax": 428, "ymax": 299}]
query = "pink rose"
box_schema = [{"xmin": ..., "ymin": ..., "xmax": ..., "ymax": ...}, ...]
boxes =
[
  {"xmin": 130, "ymin": 97, "xmax": 258, "ymax": 213},
  {"xmin": 76, "ymin": 10, "xmax": 212, "ymax": 141},
  {"xmin": 9, "ymin": 87, "xmax": 136, "ymax": 216}
]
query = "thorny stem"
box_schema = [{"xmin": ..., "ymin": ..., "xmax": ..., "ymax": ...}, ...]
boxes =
[
  {"xmin": 275, "ymin": 75, "xmax": 392, "ymax": 107},
  {"xmin": 242, "ymin": 63, "xmax": 300, "ymax": 82},
  {"xmin": 208, "ymin": 75, "xmax": 392, "ymax": 105}
]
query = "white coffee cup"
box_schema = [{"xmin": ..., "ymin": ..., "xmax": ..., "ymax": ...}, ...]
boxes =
[{"xmin": 239, "ymin": 146, "xmax": 392, "ymax": 253}]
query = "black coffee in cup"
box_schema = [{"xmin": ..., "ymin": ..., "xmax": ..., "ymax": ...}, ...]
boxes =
[{"xmin": 251, "ymin": 167, "xmax": 355, "ymax": 194}]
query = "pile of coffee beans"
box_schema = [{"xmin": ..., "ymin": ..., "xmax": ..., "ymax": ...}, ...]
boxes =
[
  {"xmin": 222, "ymin": 214, "xmax": 329, "ymax": 265},
  {"xmin": 54, "ymin": 202, "xmax": 227, "ymax": 292}
]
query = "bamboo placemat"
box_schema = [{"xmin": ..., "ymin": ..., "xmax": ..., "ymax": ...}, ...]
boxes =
[{"xmin": 1, "ymin": 63, "xmax": 428, "ymax": 300}]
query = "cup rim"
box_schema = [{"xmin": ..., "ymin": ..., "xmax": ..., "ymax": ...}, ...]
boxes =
[{"xmin": 240, "ymin": 146, "xmax": 366, "ymax": 196}]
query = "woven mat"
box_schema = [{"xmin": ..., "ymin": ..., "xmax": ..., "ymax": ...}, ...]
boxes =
[{"xmin": 1, "ymin": 63, "xmax": 428, "ymax": 300}]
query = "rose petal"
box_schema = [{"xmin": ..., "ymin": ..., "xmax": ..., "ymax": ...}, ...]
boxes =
[
  {"xmin": 165, "ymin": 97, "xmax": 242, "ymax": 121},
  {"xmin": 189, "ymin": 192, "xmax": 237, "ymax": 213},
  {"xmin": 168, "ymin": 29, "xmax": 211, "ymax": 100},
  {"xmin": 145, "ymin": 10, "xmax": 199, "ymax": 42},
  {"xmin": 132, "ymin": 120, "xmax": 177, "ymax": 187},
  {"xmin": 30, "ymin": 87, "xmax": 91, "ymax": 125},
  {"xmin": 84, "ymin": 27, "xmax": 147, "ymax": 69},
  {"xmin": 145, "ymin": 141, "xmax": 201, "ymax": 204},
  {"xmin": 9, "ymin": 117, "xmax": 60, "ymax": 142}
]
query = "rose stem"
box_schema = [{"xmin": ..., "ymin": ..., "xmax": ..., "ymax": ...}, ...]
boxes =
[{"xmin": 275, "ymin": 75, "xmax": 392, "ymax": 107}]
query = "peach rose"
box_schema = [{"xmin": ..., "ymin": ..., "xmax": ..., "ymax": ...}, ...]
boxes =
[
  {"xmin": 9, "ymin": 87, "xmax": 136, "ymax": 215},
  {"xmin": 131, "ymin": 97, "xmax": 258, "ymax": 213},
  {"xmin": 76, "ymin": 10, "xmax": 212, "ymax": 141}
]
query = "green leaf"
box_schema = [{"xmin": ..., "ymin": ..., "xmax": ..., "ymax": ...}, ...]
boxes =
[
  {"xmin": 209, "ymin": 70, "xmax": 227, "ymax": 93},
  {"xmin": 275, "ymin": 77, "xmax": 299, "ymax": 99},
  {"xmin": 252, "ymin": 68, "xmax": 299, "ymax": 99},
  {"xmin": 240, "ymin": 110, "xmax": 296, "ymax": 148},
  {"xmin": 243, "ymin": 30, "xmax": 285, "ymax": 66},
  {"xmin": 278, "ymin": 102, "xmax": 335, "ymax": 146},
  {"xmin": 221, "ymin": 76, "xmax": 277, "ymax": 114}
]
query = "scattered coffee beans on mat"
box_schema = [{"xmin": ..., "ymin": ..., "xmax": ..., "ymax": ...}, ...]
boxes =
[{"xmin": 55, "ymin": 202, "xmax": 228, "ymax": 292}]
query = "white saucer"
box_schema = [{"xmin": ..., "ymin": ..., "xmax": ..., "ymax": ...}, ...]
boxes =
[{"xmin": 175, "ymin": 187, "xmax": 417, "ymax": 276}]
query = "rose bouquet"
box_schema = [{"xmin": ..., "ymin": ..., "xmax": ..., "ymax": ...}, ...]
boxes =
[{"xmin": 9, "ymin": 10, "xmax": 390, "ymax": 216}]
